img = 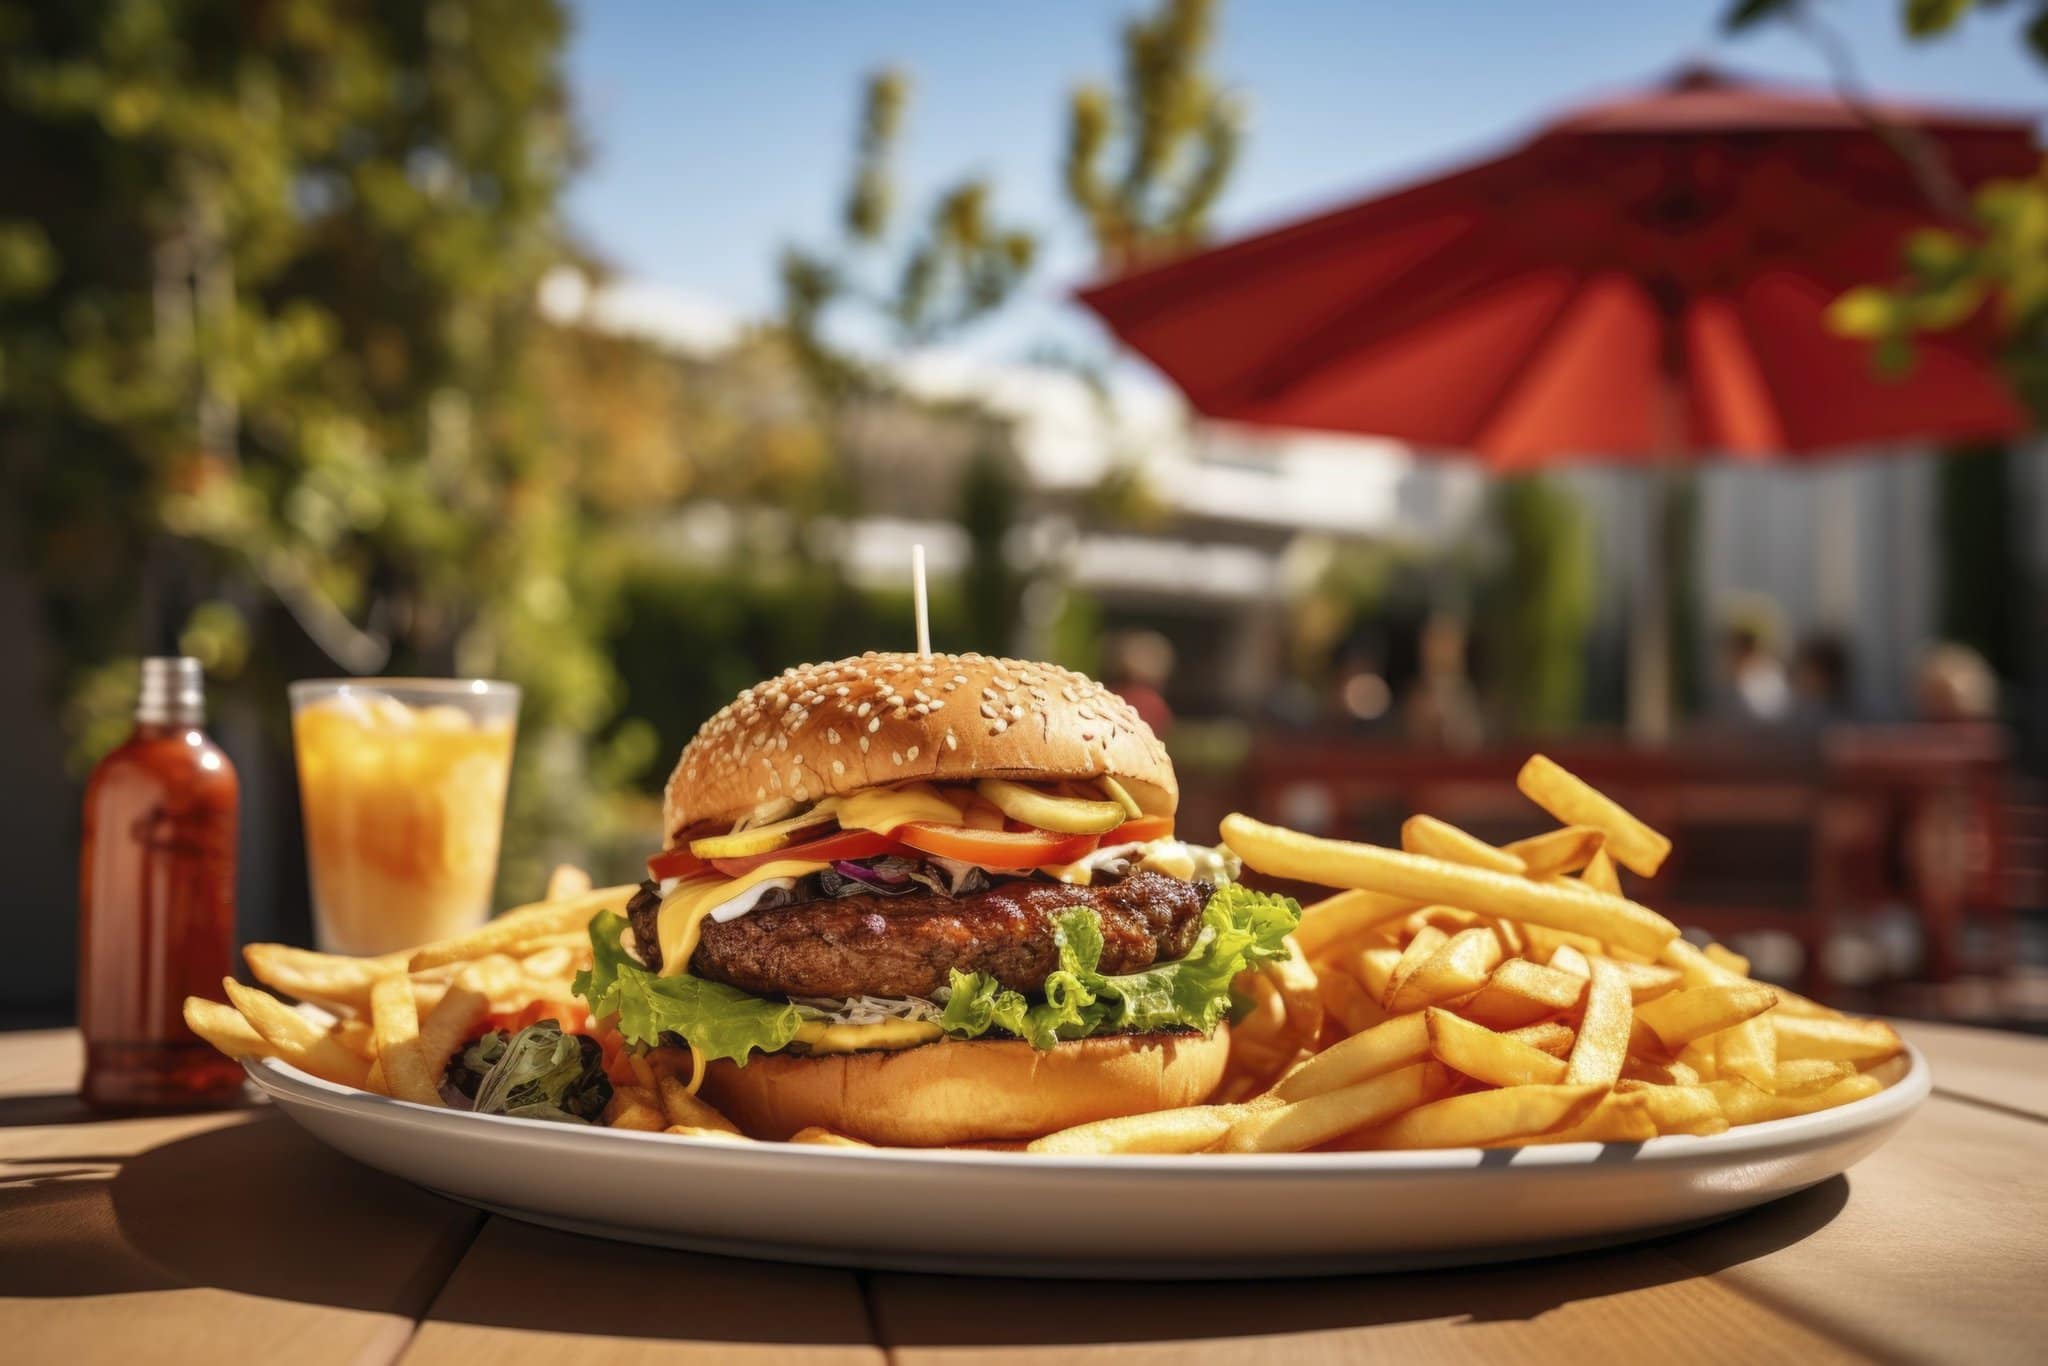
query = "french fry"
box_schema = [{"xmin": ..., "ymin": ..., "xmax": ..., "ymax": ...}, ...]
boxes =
[
  {"xmin": 1660, "ymin": 939, "xmax": 1776, "ymax": 1088},
  {"xmin": 414, "ymin": 983, "xmax": 489, "ymax": 1098},
  {"xmin": 1031, "ymin": 1103, "xmax": 1257, "ymax": 1155},
  {"xmin": 1706, "ymin": 1073, "xmax": 1883, "ymax": 1125},
  {"xmin": 183, "ymin": 996, "xmax": 276, "ymax": 1059},
  {"xmin": 1591, "ymin": 955, "xmax": 1683, "ymax": 1004},
  {"xmin": 1503, "ymin": 1020, "xmax": 1576, "ymax": 1058},
  {"xmin": 406, "ymin": 884, "xmax": 633, "ymax": 971},
  {"xmin": 520, "ymin": 944, "xmax": 575, "ymax": 979},
  {"xmin": 603, "ymin": 1085, "xmax": 666, "ymax": 1131},
  {"xmin": 1387, "ymin": 926, "xmax": 1503, "ymax": 1014},
  {"xmin": 1294, "ymin": 888, "xmax": 1413, "ymax": 956},
  {"xmin": 1273, "ymin": 1011, "xmax": 1431, "ymax": 1101},
  {"xmin": 1401, "ymin": 815, "xmax": 1526, "ymax": 876},
  {"xmin": 790, "ymin": 1127, "xmax": 873, "ymax": 1148},
  {"xmin": 1263, "ymin": 937, "xmax": 1326, "ymax": 1051},
  {"xmin": 1318, "ymin": 966, "xmax": 1389, "ymax": 1035},
  {"xmin": 1503, "ymin": 826, "xmax": 1606, "ymax": 878},
  {"xmin": 1520, "ymin": 1092, "xmax": 1658, "ymax": 1145},
  {"xmin": 333, "ymin": 1018, "xmax": 378, "ymax": 1061},
  {"xmin": 1622, "ymin": 1054, "xmax": 1692, "ymax": 1086},
  {"xmin": 1703, "ymin": 942, "xmax": 1751, "ymax": 977},
  {"xmin": 658, "ymin": 1073, "xmax": 743, "ymax": 1134},
  {"xmin": 1459, "ymin": 957, "xmax": 1586, "ymax": 1029},
  {"xmin": 1613, "ymin": 1081, "xmax": 1726, "ymax": 1135},
  {"xmin": 221, "ymin": 978, "xmax": 371, "ymax": 1088},
  {"xmin": 1368, "ymin": 1083, "xmax": 1606, "ymax": 1150},
  {"xmin": 1407, "ymin": 905, "xmax": 1482, "ymax": 935},
  {"xmin": 1633, "ymin": 982, "xmax": 1779, "ymax": 1052},
  {"xmin": 1580, "ymin": 846, "xmax": 1622, "ymax": 897},
  {"xmin": 1380, "ymin": 925, "xmax": 1449, "ymax": 1009},
  {"xmin": 363, "ymin": 1058, "xmax": 387, "ymax": 1095},
  {"xmin": 1352, "ymin": 944, "xmax": 1404, "ymax": 1002},
  {"xmin": 1225, "ymin": 1062, "xmax": 1440, "ymax": 1153},
  {"xmin": 1516, "ymin": 755, "xmax": 1672, "ymax": 876},
  {"xmin": 1547, "ymin": 943, "xmax": 1593, "ymax": 978},
  {"xmin": 1769, "ymin": 1058, "xmax": 1856, "ymax": 1097},
  {"xmin": 544, "ymin": 863, "xmax": 594, "ymax": 901},
  {"xmin": 1772, "ymin": 1015, "xmax": 1905, "ymax": 1064},
  {"xmin": 664, "ymin": 1125, "xmax": 754, "ymax": 1142},
  {"xmin": 1520, "ymin": 921, "xmax": 1605, "ymax": 963},
  {"xmin": 1564, "ymin": 957, "xmax": 1631, "ymax": 1087},
  {"xmin": 1677, "ymin": 1036, "xmax": 1720, "ymax": 1083},
  {"xmin": 1221, "ymin": 814, "xmax": 1679, "ymax": 958},
  {"xmin": 243, "ymin": 942, "xmax": 411, "ymax": 1010},
  {"xmin": 1427, "ymin": 1008, "xmax": 1568, "ymax": 1087},
  {"xmin": 371, "ymin": 973, "xmax": 442, "ymax": 1106}
]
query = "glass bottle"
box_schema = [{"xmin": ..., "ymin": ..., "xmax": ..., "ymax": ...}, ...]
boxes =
[{"xmin": 78, "ymin": 657, "xmax": 244, "ymax": 1108}]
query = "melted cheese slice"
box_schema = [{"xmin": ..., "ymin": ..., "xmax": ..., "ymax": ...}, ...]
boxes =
[
  {"xmin": 655, "ymin": 861, "xmax": 827, "ymax": 978},
  {"xmin": 793, "ymin": 1018, "xmax": 944, "ymax": 1054},
  {"xmin": 836, "ymin": 783, "xmax": 962, "ymax": 835}
]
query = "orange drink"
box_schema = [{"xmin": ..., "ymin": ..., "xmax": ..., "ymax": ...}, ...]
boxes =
[{"xmin": 289, "ymin": 679, "xmax": 519, "ymax": 955}]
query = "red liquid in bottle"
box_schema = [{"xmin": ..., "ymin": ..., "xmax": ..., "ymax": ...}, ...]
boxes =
[{"xmin": 78, "ymin": 657, "xmax": 244, "ymax": 1108}]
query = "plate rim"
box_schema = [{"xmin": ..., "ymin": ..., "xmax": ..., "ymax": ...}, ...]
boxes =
[{"xmin": 245, "ymin": 1040, "xmax": 1928, "ymax": 1178}]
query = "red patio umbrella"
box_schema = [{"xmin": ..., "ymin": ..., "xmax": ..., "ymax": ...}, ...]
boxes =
[{"xmin": 1077, "ymin": 67, "xmax": 2038, "ymax": 735}]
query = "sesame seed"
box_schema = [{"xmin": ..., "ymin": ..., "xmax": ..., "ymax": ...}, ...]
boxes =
[
  {"xmin": 831, "ymin": 760, "xmax": 845, "ymax": 776},
  {"xmin": 907, "ymin": 745, "xmax": 919, "ymax": 761},
  {"xmin": 945, "ymin": 733, "xmax": 958, "ymax": 751},
  {"xmin": 992, "ymin": 718, "xmax": 1009, "ymax": 734},
  {"xmin": 868, "ymin": 717, "xmax": 881, "ymax": 733},
  {"xmin": 929, "ymin": 700, "xmax": 945, "ymax": 711},
  {"xmin": 859, "ymin": 737, "xmax": 870, "ymax": 753},
  {"xmin": 891, "ymin": 751, "xmax": 903, "ymax": 766},
  {"xmin": 826, "ymin": 729, "xmax": 840, "ymax": 744}
]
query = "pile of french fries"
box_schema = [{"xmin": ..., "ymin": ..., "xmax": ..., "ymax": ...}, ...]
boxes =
[
  {"xmin": 187, "ymin": 864, "xmax": 872, "ymax": 1144},
  {"xmin": 184, "ymin": 866, "xmax": 630, "ymax": 1106},
  {"xmin": 1024, "ymin": 754, "xmax": 1905, "ymax": 1155},
  {"xmin": 189, "ymin": 755, "xmax": 1904, "ymax": 1155}
]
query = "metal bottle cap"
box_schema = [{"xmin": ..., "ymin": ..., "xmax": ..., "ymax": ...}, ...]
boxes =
[{"xmin": 137, "ymin": 656, "xmax": 206, "ymax": 726}]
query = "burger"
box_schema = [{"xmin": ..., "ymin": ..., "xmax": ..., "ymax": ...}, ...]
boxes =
[{"xmin": 574, "ymin": 651, "xmax": 1300, "ymax": 1146}]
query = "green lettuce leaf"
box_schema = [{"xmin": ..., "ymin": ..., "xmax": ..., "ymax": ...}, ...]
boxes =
[
  {"xmin": 940, "ymin": 883, "xmax": 1301, "ymax": 1050},
  {"xmin": 574, "ymin": 911, "xmax": 804, "ymax": 1064}
]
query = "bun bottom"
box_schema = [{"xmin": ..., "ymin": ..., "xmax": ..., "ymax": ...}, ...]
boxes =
[{"xmin": 699, "ymin": 1028, "xmax": 1230, "ymax": 1147}]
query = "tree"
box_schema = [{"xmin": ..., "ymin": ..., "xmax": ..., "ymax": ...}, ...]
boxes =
[
  {"xmin": 779, "ymin": 69, "xmax": 1037, "ymax": 389},
  {"xmin": 1063, "ymin": 0, "xmax": 1245, "ymax": 271},
  {"xmin": 0, "ymin": 0, "xmax": 615, "ymax": 898},
  {"xmin": 1480, "ymin": 479, "xmax": 1596, "ymax": 734}
]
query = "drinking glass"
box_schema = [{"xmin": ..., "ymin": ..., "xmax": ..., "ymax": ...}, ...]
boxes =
[{"xmin": 289, "ymin": 678, "xmax": 519, "ymax": 955}]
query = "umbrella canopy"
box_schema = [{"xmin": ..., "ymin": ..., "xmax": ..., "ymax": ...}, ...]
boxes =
[{"xmin": 1076, "ymin": 66, "xmax": 2038, "ymax": 464}]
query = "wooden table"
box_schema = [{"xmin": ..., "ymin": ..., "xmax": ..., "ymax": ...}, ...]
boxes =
[{"xmin": 5, "ymin": 1023, "xmax": 2043, "ymax": 1365}]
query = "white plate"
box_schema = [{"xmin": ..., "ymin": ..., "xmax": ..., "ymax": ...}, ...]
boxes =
[{"xmin": 246, "ymin": 1046, "xmax": 1927, "ymax": 1278}]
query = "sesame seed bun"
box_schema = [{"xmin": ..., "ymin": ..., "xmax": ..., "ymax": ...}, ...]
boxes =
[
  {"xmin": 662, "ymin": 651, "xmax": 1176, "ymax": 841},
  {"xmin": 698, "ymin": 1028, "xmax": 1230, "ymax": 1146}
]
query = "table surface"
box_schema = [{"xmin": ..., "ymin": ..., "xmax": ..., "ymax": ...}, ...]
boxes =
[{"xmin": 5, "ymin": 1021, "xmax": 2043, "ymax": 1366}]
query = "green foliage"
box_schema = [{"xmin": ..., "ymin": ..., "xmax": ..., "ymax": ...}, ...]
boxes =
[
  {"xmin": 957, "ymin": 440, "xmax": 1025, "ymax": 655},
  {"xmin": 780, "ymin": 69, "xmax": 1036, "ymax": 379},
  {"xmin": 1479, "ymin": 478, "xmax": 1595, "ymax": 733},
  {"xmin": 1064, "ymin": 0, "xmax": 1244, "ymax": 269},
  {"xmin": 0, "ymin": 0, "xmax": 629, "ymax": 904},
  {"xmin": 1829, "ymin": 162, "xmax": 2048, "ymax": 423}
]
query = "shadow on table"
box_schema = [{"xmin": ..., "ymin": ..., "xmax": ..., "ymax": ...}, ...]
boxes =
[
  {"xmin": 2, "ymin": 1111, "xmax": 1851, "ymax": 1353},
  {"xmin": 860, "ymin": 1178, "xmax": 1851, "ymax": 1349}
]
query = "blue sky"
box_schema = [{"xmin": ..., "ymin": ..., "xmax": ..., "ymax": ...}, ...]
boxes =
[{"xmin": 562, "ymin": 1, "xmax": 2043, "ymax": 362}]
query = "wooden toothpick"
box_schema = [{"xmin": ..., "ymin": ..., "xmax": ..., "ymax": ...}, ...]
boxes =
[{"xmin": 912, "ymin": 543, "xmax": 931, "ymax": 658}]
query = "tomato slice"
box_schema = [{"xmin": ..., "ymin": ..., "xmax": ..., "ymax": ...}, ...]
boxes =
[
  {"xmin": 647, "ymin": 846, "xmax": 709, "ymax": 882},
  {"xmin": 1105, "ymin": 815, "xmax": 1174, "ymax": 844},
  {"xmin": 709, "ymin": 828, "xmax": 903, "ymax": 878},
  {"xmin": 894, "ymin": 822, "xmax": 1100, "ymax": 870}
]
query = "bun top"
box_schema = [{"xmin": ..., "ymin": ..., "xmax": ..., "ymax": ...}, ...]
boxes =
[{"xmin": 662, "ymin": 651, "xmax": 1175, "ymax": 841}]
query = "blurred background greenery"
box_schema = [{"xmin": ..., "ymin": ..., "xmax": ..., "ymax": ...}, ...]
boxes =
[{"xmin": 2, "ymin": 2, "xmax": 2043, "ymax": 1023}]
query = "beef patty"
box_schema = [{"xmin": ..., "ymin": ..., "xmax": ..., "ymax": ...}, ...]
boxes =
[{"xmin": 626, "ymin": 870, "xmax": 1211, "ymax": 1000}]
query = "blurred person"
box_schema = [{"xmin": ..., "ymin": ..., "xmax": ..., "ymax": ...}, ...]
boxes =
[
  {"xmin": 1401, "ymin": 612, "xmax": 1482, "ymax": 750},
  {"xmin": 1915, "ymin": 642, "xmax": 2000, "ymax": 722},
  {"xmin": 1712, "ymin": 621, "xmax": 1791, "ymax": 724},
  {"xmin": 1790, "ymin": 633, "xmax": 1854, "ymax": 729},
  {"xmin": 1107, "ymin": 629, "xmax": 1176, "ymax": 739}
]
